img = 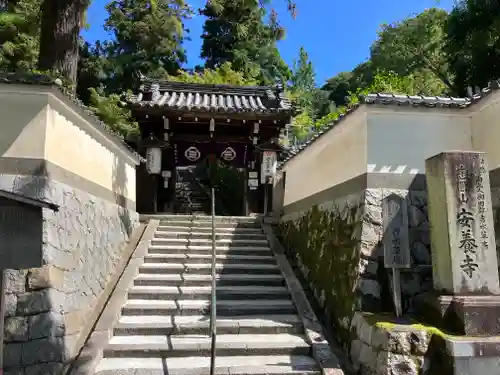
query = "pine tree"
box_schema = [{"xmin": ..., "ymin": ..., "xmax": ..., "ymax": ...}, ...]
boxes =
[
  {"xmin": 199, "ymin": 0, "xmax": 290, "ymax": 85},
  {"xmin": 104, "ymin": 0, "xmax": 192, "ymax": 92}
]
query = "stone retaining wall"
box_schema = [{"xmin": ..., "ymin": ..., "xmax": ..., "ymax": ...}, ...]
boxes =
[
  {"xmin": 349, "ymin": 312, "xmax": 431, "ymax": 375},
  {"xmin": 362, "ymin": 188, "xmax": 433, "ymax": 313},
  {"xmin": 279, "ymin": 191, "xmax": 366, "ymax": 344},
  {"xmin": 278, "ymin": 187, "xmax": 435, "ymax": 345},
  {"xmin": 1, "ymin": 176, "xmax": 139, "ymax": 375},
  {"xmin": 0, "ymin": 84, "xmax": 141, "ymax": 375}
]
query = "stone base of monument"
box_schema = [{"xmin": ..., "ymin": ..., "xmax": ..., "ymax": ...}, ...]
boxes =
[
  {"xmin": 414, "ymin": 291, "xmax": 500, "ymax": 336},
  {"xmin": 425, "ymin": 333, "xmax": 500, "ymax": 375}
]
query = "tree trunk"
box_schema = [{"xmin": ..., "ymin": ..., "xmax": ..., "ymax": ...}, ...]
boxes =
[{"xmin": 38, "ymin": 0, "xmax": 87, "ymax": 87}]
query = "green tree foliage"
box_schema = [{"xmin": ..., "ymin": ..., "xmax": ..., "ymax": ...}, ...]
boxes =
[
  {"xmin": 8, "ymin": 0, "xmax": 500, "ymax": 142},
  {"xmin": 200, "ymin": 0, "xmax": 290, "ymax": 84},
  {"xmin": 446, "ymin": 0, "xmax": 500, "ymax": 95},
  {"xmin": 0, "ymin": 0, "xmax": 41, "ymax": 71},
  {"xmin": 88, "ymin": 87, "xmax": 140, "ymax": 139},
  {"xmin": 76, "ymin": 0, "xmax": 192, "ymax": 137},
  {"xmin": 77, "ymin": 40, "xmax": 110, "ymax": 103},
  {"xmin": 289, "ymin": 47, "xmax": 315, "ymax": 109},
  {"xmin": 351, "ymin": 71, "xmax": 426, "ymax": 102},
  {"xmin": 322, "ymin": 61, "xmax": 375, "ymax": 107},
  {"xmin": 315, "ymin": 71, "xmax": 419, "ymax": 131},
  {"xmin": 104, "ymin": 0, "xmax": 192, "ymax": 92},
  {"xmin": 324, "ymin": 8, "xmax": 451, "ymax": 107},
  {"xmin": 370, "ymin": 8, "xmax": 452, "ymax": 92},
  {"xmin": 166, "ymin": 62, "xmax": 258, "ymax": 85},
  {"xmin": 287, "ymin": 47, "xmax": 334, "ymax": 140}
]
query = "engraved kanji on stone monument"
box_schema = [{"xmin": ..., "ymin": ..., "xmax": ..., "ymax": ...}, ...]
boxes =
[
  {"xmin": 455, "ymin": 163, "xmax": 479, "ymax": 278},
  {"xmin": 382, "ymin": 194, "xmax": 411, "ymax": 269},
  {"xmin": 426, "ymin": 151, "xmax": 500, "ymax": 295}
]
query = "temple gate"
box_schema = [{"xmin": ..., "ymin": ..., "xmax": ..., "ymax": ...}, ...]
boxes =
[{"xmin": 127, "ymin": 79, "xmax": 292, "ymax": 215}]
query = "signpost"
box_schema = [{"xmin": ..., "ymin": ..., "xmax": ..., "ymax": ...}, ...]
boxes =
[{"xmin": 382, "ymin": 194, "xmax": 411, "ymax": 317}]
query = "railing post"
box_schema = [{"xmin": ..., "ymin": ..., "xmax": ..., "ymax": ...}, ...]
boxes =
[{"xmin": 209, "ymin": 187, "xmax": 217, "ymax": 375}]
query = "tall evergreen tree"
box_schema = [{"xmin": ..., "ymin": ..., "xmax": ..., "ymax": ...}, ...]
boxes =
[
  {"xmin": 289, "ymin": 47, "xmax": 315, "ymax": 108},
  {"xmin": 104, "ymin": 0, "xmax": 192, "ymax": 92},
  {"xmin": 37, "ymin": 0, "xmax": 88, "ymax": 86},
  {"xmin": 446, "ymin": 0, "xmax": 500, "ymax": 94},
  {"xmin": 36, "ymin": 0, "xmax": 162, "ymax": 87},
  {"xmin": 199, "ymin": 0, "xmax": 290, "ymax": 85}
]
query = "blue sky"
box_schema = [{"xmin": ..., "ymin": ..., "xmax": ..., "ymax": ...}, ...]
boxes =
[{"xmin": 82, "ymin": 0, "xmax": 454, "ymax": 86}]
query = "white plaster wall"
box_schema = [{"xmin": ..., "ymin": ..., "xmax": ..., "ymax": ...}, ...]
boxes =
[
  {"xmin": 0, "ymin": 91, "xmax": 48, "ymax": 159},
  {"xmin": 471, "ymin": 91, "xmax": 500, "ymax": 170},
  {"xmin": 44, "ymin": 100, "xmax": 137, "ymax": 202},
  {"xmin": 367, "ymin": 106, "xmax": 474, "ymax": 173},
  {"xmin": 282, "ymin": 108, "xmax": 368, "ymax": 206}
]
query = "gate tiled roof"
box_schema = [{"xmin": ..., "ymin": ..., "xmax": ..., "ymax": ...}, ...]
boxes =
[{"xmin": 128, "ymin": 79, "xmax": 292, "ymax": 115}]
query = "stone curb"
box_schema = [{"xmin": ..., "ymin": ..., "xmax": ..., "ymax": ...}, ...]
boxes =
[
  {"xmin": 66, "ymin": 219, "xmax": 160, "ymax": 375},
  {"xmin": 260, "ymin": 220, "xmax": 347, "ymax": 375}
]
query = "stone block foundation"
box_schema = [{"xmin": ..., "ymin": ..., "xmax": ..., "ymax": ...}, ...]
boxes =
[
  {"xmin": 1, "ymin": 174, "xmax": 139, "ymax": 375},
  {"xmin": 349, "ymin": 312, "xmax": 431, "ymax": 375}
]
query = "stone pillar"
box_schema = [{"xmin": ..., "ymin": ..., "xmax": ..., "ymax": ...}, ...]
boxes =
[{"xmin": 424, "ymin": 151, "xmax": 500, "ymax": 335}]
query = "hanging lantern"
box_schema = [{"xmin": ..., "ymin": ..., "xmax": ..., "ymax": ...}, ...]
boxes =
[
  {"xmin": 261, "ymin": 150, "xmax": 277, "ymax": 184},
  {"xmin": 146, "ymin": 147, "xmax": 162, "ymax": 174}
]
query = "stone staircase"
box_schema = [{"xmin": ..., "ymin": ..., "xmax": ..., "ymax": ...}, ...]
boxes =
[
  {"xmin": 175, "ymin": 168, "xmax": 210, "ymax": 214},
  {"xmin": 93, "ymin": 215, "xmax": 324, "ymax": 374}
]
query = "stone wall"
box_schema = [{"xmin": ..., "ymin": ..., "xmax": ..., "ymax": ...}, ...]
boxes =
[
  {"xmin": 279, "ymin": 191, "xmax": 367, "ymax": 344},
  {"xmin": 1, "ymin": 176, "xmax": 138, "ymax": 375},
  {"xmin": 363, "ymin": 188, "xmax": 433, "ymax": 313},
  {"xmin": 0, "ymin": 82, "xmax": 141, "ymax": 374},
  {"xmin": 349, "ymin": 312, "xmax": 431, "ymax": 375},
  {"xmin": 278, "ymin": 186, "xmax": 436, "ymax": 347}
]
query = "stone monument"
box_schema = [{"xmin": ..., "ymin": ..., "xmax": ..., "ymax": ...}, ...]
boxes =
[{"xmin": 424, "ymin": 151, "xmax": 500, "ymax": 335}]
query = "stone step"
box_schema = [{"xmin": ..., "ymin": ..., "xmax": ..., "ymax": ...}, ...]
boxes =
[
  {"xmin": 148, "ymin": 245, "xmax": 272, "ymax": 257},
  {"xmin": 156, "ymin": 225, "xmax": 263, "ymax": 234},
  {"xmin": 143, "ymin": 253, "xmax": 277, "ymax": 264},
  {"xmin": 134, "ymin": 273, "xmax": 286, "ymax": 287},
  {"xmin": 177, "ymin": 202, "xmax": 207, "ymax": 207},
  {"xmin": 103, "ymin": 333, "xmax": 311, "ymax": 358},
  {"xmin": 156, "ymin": 215, "xmax": 260, "ymax": 223},
  {"xmin": 138, "ymin": 262, "xmax": 282, "ymax": 275},
  {"xmin": 154, "ymin": 230, "xmax": 267, "ymax": 240},
  {"xmin": 151, "ymin": 237, "xmax": 269, "ymax": 246},
  {"xmin": 113, "ymin": 314, "xmax": 303, "ymax": 335},
  {"xmin": 121, "ymin": 299, "xmax": 296, "ymax": 316},
  {"xmin": 176, "ymin": 198, "xmax": 207, "ymax": 204},
  {"xmin": 95, "ymin": 355, "xmax": 320, "ymax": 375},
  {"xmin": 149, "ymin": 244, "xmax": 271, "ymax": 253},
  {"xmin": 127, "ymin": 285, "xmax": 290, "ymax": 300},
  {"xmin": 159, "ymin": 220, "xmax": 260, "ymax": 229}
]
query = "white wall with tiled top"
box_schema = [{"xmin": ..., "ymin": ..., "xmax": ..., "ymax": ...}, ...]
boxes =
[{"xmin": 366, "ymin": 106, "xmax": 474, "ymax": 175}]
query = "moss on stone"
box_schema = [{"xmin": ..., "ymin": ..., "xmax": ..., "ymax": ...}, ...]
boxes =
[
  {"xmin": 361, "ymin": 312, "xmax": 454, "ymax": 339},
  {"xmin": 279, "ymin": 204, "xmax": 361, "ymax": 344}
]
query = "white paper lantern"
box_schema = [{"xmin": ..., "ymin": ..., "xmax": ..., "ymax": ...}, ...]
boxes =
[
  {"xmin": 260, "ymin": 151, "xmax": 277, "ymax": 184},
  {"xmin": 146, "ymin": 147, "xmax": 162, "ymax": 174}
]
